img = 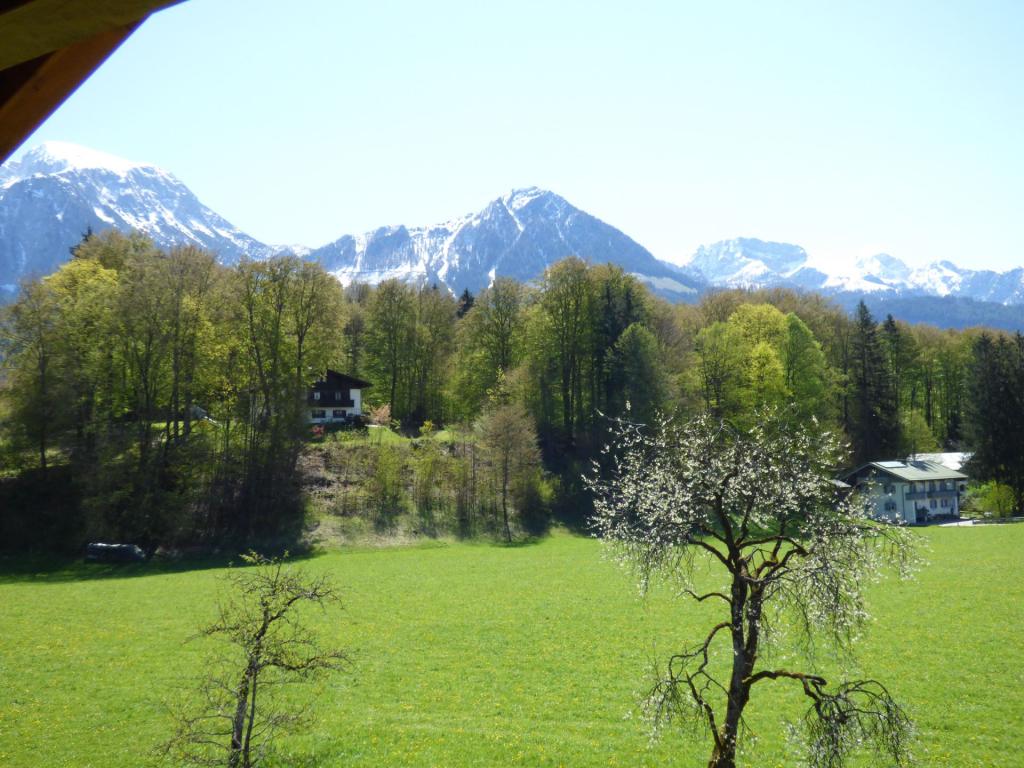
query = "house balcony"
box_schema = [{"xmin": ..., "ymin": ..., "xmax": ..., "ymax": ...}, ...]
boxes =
[
  {"xmin": 906, "ymin": 489, "xmax": 957, "ymax": 499},
  {"xmin": 309, "ymin": 398, "xmax": 354, "ymax": 408}
]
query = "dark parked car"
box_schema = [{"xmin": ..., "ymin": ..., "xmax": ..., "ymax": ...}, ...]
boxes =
[{"xmin": 85, "ymin": 543, "xmax": 147, "ymax": 563}]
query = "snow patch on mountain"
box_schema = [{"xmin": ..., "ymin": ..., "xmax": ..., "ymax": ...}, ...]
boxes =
[
  {"xmin": 686, "ymin": 238, "xmax": 1024, "ymax": 304},
  {"xmin": 632, "ymin": 273, "xmax": 698, "ymax": 295},
  {"xmin": 856, "ymin": 253, "xmax": 912, "ymax": 284},
  {"xmin": 0, "ymin": 142, "xmax": 276, "ymax": 285},
  {"xmin": 6, "ymin": 141, "xmax": 147, "ymax": 180},
  {"xmin": 310, "ymin": 187, "xmax": 701, "ymax": 300},
  {"xmin": 684, "ymin": 238, "xmax": 810, "ymax": 288}
]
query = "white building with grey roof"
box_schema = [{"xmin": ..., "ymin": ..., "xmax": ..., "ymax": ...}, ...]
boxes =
[{"xmin": 841, "ymin": 460, "xmax": 968, "ymax": 525}]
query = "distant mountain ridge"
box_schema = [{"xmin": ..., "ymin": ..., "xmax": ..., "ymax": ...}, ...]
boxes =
[
  {"xmin": 1, "ymin": 143, "xmax": 1022, "ymax": 330},
  {"xmin": 684, "ymin": 237, "xmax": 1024, "ymax": 305}
]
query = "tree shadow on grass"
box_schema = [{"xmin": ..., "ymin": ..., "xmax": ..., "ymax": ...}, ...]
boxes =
[
  {"xmin": 0, "ymin": 546, "xmax": 323, "ymax": 585},
  {"xmin": 496, "ymin": 533, "xmax": 551, "ymax": 549}
]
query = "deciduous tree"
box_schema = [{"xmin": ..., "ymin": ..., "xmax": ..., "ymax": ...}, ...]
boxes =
[
  {"xmin": 588, "ymin": 409, "xmax": 916, "ymax": 768},
  {"xmin": 163, "ymin": 553, "xmax": 347, "ymax": 768},
  {"xmin": 475, "ymin": 379, "xmax": 542, "ymax": 542}
]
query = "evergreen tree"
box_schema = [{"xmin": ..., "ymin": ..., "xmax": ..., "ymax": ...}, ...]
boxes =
[
  {"xmin": 590, "ymin": 265, "xmax": 648, "ymax": 415},
  {"xmin": 966, "ymin": 332, "xmax": 1024, "ymax": 513},
  {"xmin": 610, "ymin": 323, "xmax": 668, "ymax": 424},
  {"xmin": 849, "ymin": 302, "xmax": 900, "ymax": 463},
  {"xmin": 881, "ymin": 314, "xmax": 916, "ymax": 419},
  {"xmin": 456, "ymin": 288, "xmax": 475, "ymax": 318}
]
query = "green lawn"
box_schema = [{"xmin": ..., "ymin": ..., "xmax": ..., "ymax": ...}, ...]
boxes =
[{"xmin": 0, "ymin": 527, "xmax": 1021, "ymax": 767}]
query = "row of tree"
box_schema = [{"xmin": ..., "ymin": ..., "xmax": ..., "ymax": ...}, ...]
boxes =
[
  {"xmin": 350, "ymin": 259, "xmax": 1003, "ymax": 475},
  {"xmin": 1, "ymin": 231, "xmax": 342, "ymax": 548},
  {"xmin": 2, "ymin": 230, "xmax": 1023, "ymax": 552}
]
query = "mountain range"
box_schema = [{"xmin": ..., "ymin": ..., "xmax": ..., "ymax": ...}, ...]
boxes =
[
  {"xmin": 686, "ymin": 238, "xmax": 1024, "ymax": 305},
  {"xmin": 1, "ymin": 142, "xmax": 1022, "ymax": 330},
  {"xmin": 0, "ymin": 142, "xmax": 699, "ymax": 302}
]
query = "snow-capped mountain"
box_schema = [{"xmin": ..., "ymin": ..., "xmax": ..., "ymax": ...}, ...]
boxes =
[
  {"xmin": 0, "ymin": 143, "xmax": 700, "ymax": 301},
  {"xmin": 684, "ymin": 239, "xmax": 1024, "ymax": 305},
  {"xmin": 688, "ymin": 238, "xmax": 809, "ymax": 287},
  {"xmin": 2, "ymin": 141, "xmax": 1021, "ymax": 312},
  {"xmin": 309, "ymin": 187, "xmax": 701, "ymax": 299},
  {"xmin": 0, "ymin": 141, "xmax": 276, "ymax": 291}
]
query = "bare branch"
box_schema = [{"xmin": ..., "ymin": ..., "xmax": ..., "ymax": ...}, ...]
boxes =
[
  {"xmin": 587, "ymin": 407, "xmax": 918, "ymax": 768},
  {"xmin": 160, "ymin": 552, "xmax": 348, "ymax": 768}
]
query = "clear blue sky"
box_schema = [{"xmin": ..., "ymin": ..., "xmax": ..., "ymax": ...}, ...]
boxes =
[{"xmin": 13, "ymin": 0, "xmax": 1024, "ymax": 270}]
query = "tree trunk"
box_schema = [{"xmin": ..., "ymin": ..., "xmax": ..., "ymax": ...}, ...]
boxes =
[
  {"xmin": 561, "ymin": 357, "xmax": 573, "ymax": 441},
  {"xmin": 37, "ymin": 353, "xmax": 48, "ymax": 474},
  {"xmin": 710, "ymin": 653, "xmax": 748, "ymax": 766},
  {"xmin": 708, "ymin": 742, "xmax": 737, "ymax": 768},
  {"xmin": 243, "ymin": 674, "xmax": 258, "ymax": 768},
  {"xmin": 501, "ymin": 454, "xmax": 512, "ymax": 543},
  {"xmin": 228, "ymin": 672, "xmax": 250, "ymax": 768},
  {"xmin": 38, "ymin": 425, "xmax": 47, "ymax": 474},
  {"xmin": 390, "ymin": 368, "xmax": 398, "ymax": 418},
  {"xmin": 709, "ymin": 575, "xmax": 757, "ymax": 768}
]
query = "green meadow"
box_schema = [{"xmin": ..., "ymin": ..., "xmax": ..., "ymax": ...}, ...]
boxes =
[{"xmin": 0, "ymin": 527, "xmax": 1021, "ymax": 768}]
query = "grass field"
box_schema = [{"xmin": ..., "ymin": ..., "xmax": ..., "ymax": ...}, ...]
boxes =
[{"xmin": 0, "ymin": 527, "xmax": 1021, "ymax": 767}]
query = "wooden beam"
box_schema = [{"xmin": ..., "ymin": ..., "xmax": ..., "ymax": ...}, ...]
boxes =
[
  {"xmin": 0, "ymin": 23, "xmax": 138, "ymax": 162},
  {"xmin": 0, "ymin": 0, "xmax": 182, "ymax": 70}
]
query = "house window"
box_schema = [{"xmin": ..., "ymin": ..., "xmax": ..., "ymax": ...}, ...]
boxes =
[
  {"xmin": 884, "ymin": 501, "xmax": 897, "ymax": 511},
  {"xmin": 929, "ymin": 481, "xmax": 936, "ymax": 492},
  {"xmin": 930, "ymin": 498, "xmax": 937, "ymax": 509},
  {"xmin": 334, "ymin": 391, "xmax": 342, "ymax": 401},
  {"xmin": 332, "ymin": 409, "xmax": 345, "ymax": 418},
  {"xmin": 884, "ymin": 483, "xmax": 895, "ymax": 494},
  {"xmin": 313, "ymin": 392, "xmax": 320, "ymax": 401},
  {"xmin": 941, "ymin": 498, "xmax": 949, "ymax": 508},
  {"xmin": 311, "ymin": 409, "xmax": 326, "ymax": 419}
]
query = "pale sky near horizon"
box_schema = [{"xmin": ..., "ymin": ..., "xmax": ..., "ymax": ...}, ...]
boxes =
[{"xmin": 10, "ymin": 0, "xmax": 1024, "ymax": 271}]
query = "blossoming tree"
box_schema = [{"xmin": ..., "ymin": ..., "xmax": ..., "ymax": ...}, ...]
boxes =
[{"xmin": 588, "ymin": 410, "xmax": 916, "ymax": 768}]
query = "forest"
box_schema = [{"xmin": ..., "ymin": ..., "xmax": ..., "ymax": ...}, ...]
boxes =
[{"xmin": 1, "ymin": 229, "xmax": 1023, "ymax": 553}]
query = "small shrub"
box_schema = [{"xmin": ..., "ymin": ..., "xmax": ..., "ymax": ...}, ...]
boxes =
[
  {"xmin": 964, "ymin": 481, "xmax": 1016, "ymax": 518},
  {"xmin": 367, "ymin": 444, "xmax": 406, "ymax": 529}
]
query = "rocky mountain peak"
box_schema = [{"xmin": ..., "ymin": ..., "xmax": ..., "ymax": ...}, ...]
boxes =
[
  {"xmin": 854, "ymin": 253, "xmax": 912, "ymax": 283},
  {"xmin": 5, "ymin": 141, "xmax": 149, "ymax": 181}
]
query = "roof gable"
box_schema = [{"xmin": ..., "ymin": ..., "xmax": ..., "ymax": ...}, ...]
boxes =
[
  {"xmin": 316, "ymin": 370, "xmax": 371, "ymax": 390},
  {"xmin": 843, "ymin": 460, "xmax": 967, "ymax": 483}
]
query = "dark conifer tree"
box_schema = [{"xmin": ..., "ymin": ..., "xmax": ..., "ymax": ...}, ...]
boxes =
[
  {"xmin": 456, "ymin": 288, "xmax": 475, "ymax": 318},
  {"xmin": 68, "ymin": 226, "xmax": 94, "ymax": 258},
  {"xmin": 849, "ymin": 302, "xmax": 900, "ymax": 463},
  {"xmin": 966, "ymin": 332, "xmax": 1024, "ymax": 513}
]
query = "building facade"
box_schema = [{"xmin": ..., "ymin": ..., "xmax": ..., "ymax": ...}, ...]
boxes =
[
  {"xmin": 841, "ymin": 460, "xmax": 968, "ymax": 525},
  {"xmin": 307, "ymin": 370, "xmax": 371, "ymax": 424}
]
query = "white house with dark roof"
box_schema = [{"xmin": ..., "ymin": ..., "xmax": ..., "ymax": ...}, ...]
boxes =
[
  {"xmin": 841, "ymin": 460, "xmax": 968, "ymax": 525},
  {"xmin": 307, "ymin": 370, "xmax": 371, "ymax": 424}
]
